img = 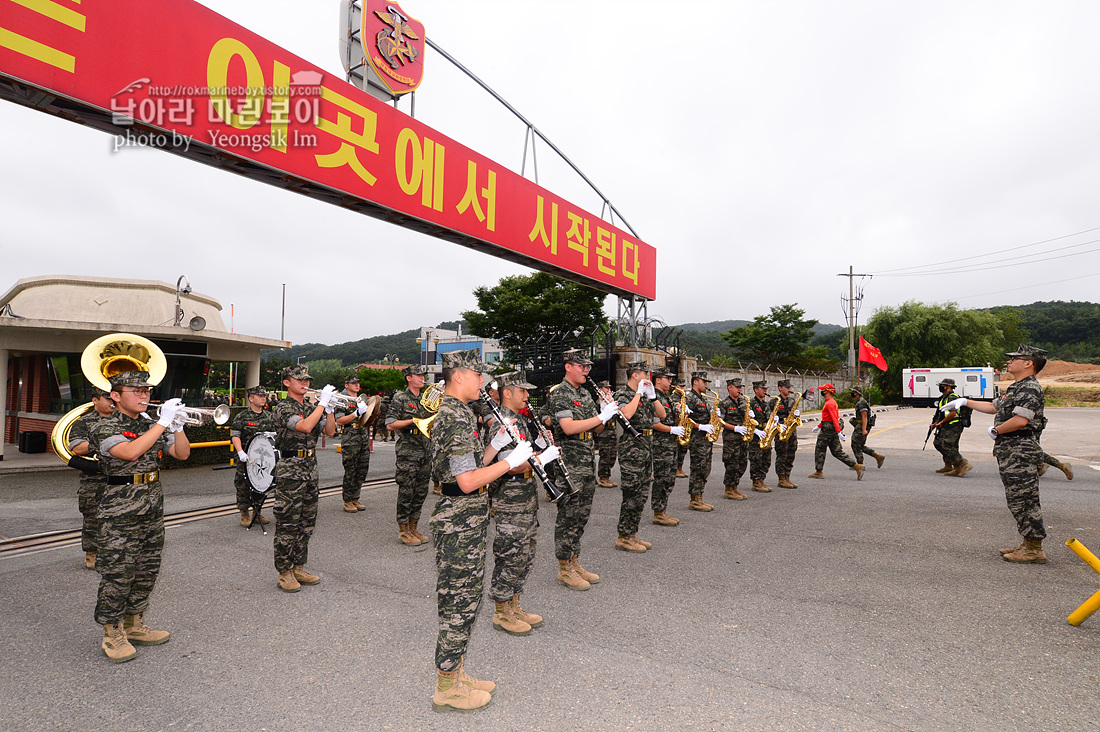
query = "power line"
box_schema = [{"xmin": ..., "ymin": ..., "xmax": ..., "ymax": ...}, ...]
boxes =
[
  {"xmin": 954, "ymin": 270, "xmax": 1100, "ymax": 300},
  {"xmin": 880, "ymin": 239, "xmax": 1100, "ymax": 277}
]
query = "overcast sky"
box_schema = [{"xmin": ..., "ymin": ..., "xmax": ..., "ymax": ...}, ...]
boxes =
[{"xmin": 2, "ymin": 0, "xmax": 1098, "ymax": 346}]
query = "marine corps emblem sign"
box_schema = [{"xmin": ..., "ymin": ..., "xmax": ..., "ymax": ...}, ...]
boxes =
[{"xmin": 362, "ymin": 0, "xmax": 426, "ymax": 95}]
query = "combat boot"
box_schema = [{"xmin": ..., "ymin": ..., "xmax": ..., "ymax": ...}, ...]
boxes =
[
  {"xmin": 343, "ymin": 501, "xmax": 358, "ymax": 513},
  {"xmin": 689, "ymin": 494, "xmax": 713, "ymax": 511},
  {"xmin": 616, "ymin": 535, "xmax": 646, "ymax": 552},
  {"xmin": 676, "ymin": 468, "xmax": 688, "ymax": 478},
  {"xmin": 101, "ymin": 622, "xmax": 137, "ymax": 663},
  {"xmin": 459, "ymin": 656, "xmax": 496, "ymax": 695},
  {"xmin": 1058, "ymin": 461, "xmax": 1074, "ymax": 480},
  {"xmin": 431, "ymin": 669, "xmax": 491, "ymax": 713},
  {"xmin": 807, "ymin": 471, "xmax": 824, "ymax": 479},
  {"xmin": 1000, "ymin": 540, "xmax": 1025, "ymax": 556},
  {"xmin": 123, "ymin": 612, "xmax": 170, "ymax": 646},
  {"xmin": 852, "ymin": 463, "xmax": 864, "ymax": 480},
  {"xmin": 240, "ymin": 509, "xmax": 251, "ymax": 527},
  {"xmin": 352, "ymin": 500, "xmax": 366, "ymax": 511},
  {"xmin": 277, "ymin": 570, "xmax": 300, "ymax": 593},
  {"xmin": 953, "ymin": 460, "xmax": 972, "ymax": 477},
  {"xmin": 653, "ymin": 511, "xmax": 680, "ymax": 526},
  {"xmin": 724, "ymin": 485, "xmax": 748, "ymax": 500},
  {"xmin": 84, "ymin": 551, "xmax": 96, "ymax": 570},
  {"xmin": 556, "ymin": 559, "xmax": 590, "ymax": 591},
  {"xmin": 432, "ymin": 481, "xmax": 442, "ymax": 495},
  {"xmin": 1003, "ymin": 539, "xmax": 1047, "ymax": 564},
  {"xmin": 408, "ymin": 518, "xmax": 429, "ymax": 544},
  {"xmin": 752, "ymin": 479, "xmax": 772, "ymax": 493},
  {"xmin": 493, "ymin": 601, "xmax": 533, "ymax": 636},
  {"xmin": 598, "ymin": 477, "xmax": 616, "ymax": 488},
  {"xmin": 256, "ymin": 511, "xmax": 270, "ymax": 524},
  {"xmin": 632, "ymin": 535, "xmax": 652, "ymax": 549},
  {"xmin": 293, "ymin": 565, "xmax": 320, "ymax": 585},
  {"xmin": 399, "ymin": 522, "xmax": 420, "ymax": 546},
  {"xmin": 572, "ymin": 555, "xmax": 600, "ymax": 584},
  {"xmin": 873, "ymin": 452, "xmax": 886, "ymax": 469},
  {"xmin": 777, "ymin": 475, "xmax": 798, "ymax": 489},
  {"xmin": 512, "ymin": 594, "xmax": 543, "ymax": 629},
  {"xmin": 1038, "ymin": 463, "xmax": 1048, "ymax": 476},
  {"xmin": 935, "ymin": 461, "xmax": 953, "ymax": 474}
]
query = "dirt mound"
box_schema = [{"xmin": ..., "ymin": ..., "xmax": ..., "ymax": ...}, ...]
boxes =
[{"xmin": 1040, "ymin": 360, "xmax": 1100, "ymax": 378}]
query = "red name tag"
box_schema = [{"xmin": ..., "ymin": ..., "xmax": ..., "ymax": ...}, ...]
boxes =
[
  {"xmin": 407, "ymin": 402, "xmax": 416, "ymax": 408},
  {"xmin": 573, "ymin": 400, "xmax": 583, "ymax": 407},
  {"xmin": 246, "ymin": 422, "xmax": 258, "ymax": 427},
  {"xmin": 123, "ymin": 431, "xmax": 137, "ymax": 438}
]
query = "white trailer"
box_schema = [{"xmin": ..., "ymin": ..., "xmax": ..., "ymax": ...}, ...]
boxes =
[{"xmin": 902, "ymin": 367, "xmax": 998, "ymax": 407}]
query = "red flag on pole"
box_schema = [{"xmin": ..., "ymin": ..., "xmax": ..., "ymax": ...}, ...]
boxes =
[{"xmin": 859, "ymin": 335, "xmax": 889, "ymax": 371}]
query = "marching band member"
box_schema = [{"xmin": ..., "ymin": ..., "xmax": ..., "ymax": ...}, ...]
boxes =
[{"xmin": 229, "ymin": 385, "xmax": 276, "ymax": 527}]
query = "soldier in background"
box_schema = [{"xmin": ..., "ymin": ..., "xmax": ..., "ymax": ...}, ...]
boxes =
[
  {"xmin": 807, "ymin": 384, "xmax": 862, "ymax": 480},
  {"xmin": 595, "ymin": 380, "xmax": 619, "ymax": 488},
  {"xmin": 68, "ymin": 386, "xmax": 114, "ymax": 569},
  {"xmin": 229, "ymin": 385, "xmax": 276, "ymax": 527},
  {"xmin": 673, "ymin": 378, "xmax": 689, "ymax": 478},
  {"xmin": 270, "ymin": 365, "xmax": 336, "ymax": 593},
  {"xmin": 373, "ymin": 390, "xmax": 392, "ymax": 442},
  {"xmin": 849, "ymin": 385, "xmax": 885, "ymax": 470},
  {"xmin": 747, "ymin": 380, "xmax": 775, "ymax": 492},
  {"xmin": 772, "ymin": 379, "xmax": 801, "ymax": 489},
  {"xmin": 717, "ymin": 378, "xmax": 749, "ymax": 500},
  {"xmin": 428, "ymin": 349, "xmax": 532, "ymax": 713},
  {"xmin": 932, "ymin": 377, "xmax": 971, "ymax": 477},
  {"xmin": 612, "ymin": 361, "xmax": 664, "ymax": 552},
  {"xmin": 90, "ymin": 370, "xmax": 190, "ymax": 663},
  {"xmin": 650, "ymin": 368, "xmax": 682, "ymax": 526},
  {"xmin": 334, "ymin": 374, "xmax": 372, "ymax": 513},
  {"xmin": 1036, "ymin": 415, "xmax": 1073, "ymax": 480},
  {"xmin": 386, "ymin": 365, "xmax": 433, "ymax": 546},
  {"xmin": 685, "ymin": 371, "xmax": 716, "ymax": 511}
]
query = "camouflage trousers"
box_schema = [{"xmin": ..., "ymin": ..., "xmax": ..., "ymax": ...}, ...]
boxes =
[
  {"xmin": 597, "ymin": 432, "xmax": 618, "ymax": 481},
  {"xmin": 651, "ymin": 435, "xmax": 678, "ymax": 513},
  {"xmin": 995, "ymin": 439, "xmax": 1046, "ymax": 541},
  {"xmin": 489, "ymin": 477, "xmax": 538, "ymax": 602},
  {"xmin": 677, "ymin": 442, "xmax": 688, "ymax": 470},
  {"xmin": 555, "ymin": 468, "xmax": 596, "ymax": 561},
  {"xmin": 94, "ymin": 515, "xmax": 164, "ymax": 625},
  {"xmin": 850, "ymin": 431, "xmax": 879, "ymax": 464},
  {"xmin": 430, "ymin": 491, "xmax": 490, "ymax": 672},
  {"xmin": 79, "ymin": 476, "xmax": 104, "ymax": 553},
  {"xmin": 933, "ymin": 423, "xmax": 964, "ymax": 466},
  {"xmin": 272, "ymin": 466, "xmax": 319, "ymax": 573},
  {"xmin": 617, "ymin": 436, "xmax": 652, "ymax": 536},
  {"xmin": 395, "ymin": 447, "xmax": 431, "ymax": 525},
  {"xmin": 688, "ymin": 432, "xmax": 713, "ymax": 496},
  {"xmin": 722, "ymin": 432, "xmax": 749, "ymax": 487},
  {"xmin": 340, "ymin": 432, "xmax": 371, "ymax": 502},
  {"xmin": 749, "ymin": 441, "xmax": 773, "ymax": 481},
  {"xmin": 814, "ymin": 425, "xmax": 856, "ymax": 471},
  {"xmin": 234, "ymin": 464, "xmax": 253, "ymax": 512},
  {"xmin": 773, "ymin": 432, "xmax": 798, "ymax": 477}
]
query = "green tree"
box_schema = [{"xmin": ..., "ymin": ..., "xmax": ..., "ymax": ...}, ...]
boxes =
[
  {"xmin": 356, "ymin": 367, "xmax": 407, "ymax": 394},
  {"xmin": 863, "ymin": 301, "xmax": 1027, "ymax": 401},
  {"xmin": 462, "ymin": 273, "xmax": 610, "ymax": 356},
  {"xmin": 721, "ymin": 304, "xmax": 819, "ymax": 369}
]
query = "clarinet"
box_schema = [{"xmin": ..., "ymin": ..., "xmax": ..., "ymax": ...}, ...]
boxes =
[
  {"xmin": 583, "ymin": 382, "xmax": 641, "ymax": 439},
  {"xmin": 523, "ymin": 411, "xmax": 580, "ymax": 496},
  {"xmin": 479, "ymin": 388, "xmax": 564, "ymax": 503}
]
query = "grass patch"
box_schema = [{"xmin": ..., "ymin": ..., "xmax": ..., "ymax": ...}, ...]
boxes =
[{"xmin": 1043, "ymin": 386, "xmax": 1100, "ymax": 407}]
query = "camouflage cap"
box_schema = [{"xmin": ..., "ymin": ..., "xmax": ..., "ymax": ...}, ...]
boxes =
[
  {"xmin": 596, "ymin": 380, "xmax": 611, "ymax": 389},
  {"xmin": 937, "ymin": 378, "xmax": 956, "ymax": 387},
  {"xmin": 90, "ymin": 386, "xmax": 111, "ymax": 399},
  {"xmin": 777, "ymin": 379, "xmax": 792, "ymax": 388},
  {"xmin": 344, "ymin": 373, "xmax": 360, "ymax": 384},
  {"xmin": 849, "ymin": 385, "xmax": 864, "ymax": 395},
  {"xmin": 625, "ymin": 360, "xmax": 651, "ymax": 374},
  {"xmin": 500, "ymin": 371, "xmax": 537, "ymax": 390},
  {"xmin": 753, "ymin": 380, "xmax": 768, "ymax": 390},
  {"xmin": 281, "ymin": 364, "xmax": 311, "ymax": 381},
  {"xmin": 562, "ymin": 348, "xmax": 593, "ymax": 366},
  {"xmin": 691, "ymin": 371, "xmax": 708, "ymax": 382},
  {"xmin": 108, "ymin": 369, "xmax": 153, "ymax": 390},
  {"xmin": 441, "ymin": 349, "xmax": 491, "ymax": 373},
  {"xmin": 246, "ymin": 385, "xmax": 268, "ymax": 397},
  {"xmin": 726, "ymin": 378, "xmax": 742, "ymax": 387},
  {"xmin": 652, "ymin": 367, "xmax": 672, "ymax": 378},
  {"xmin": 402, "ymin": 364, "xmax": 426, "ymax": 377},
  {"xmin": 1005, "ymin": 344, "xmax": 1048, "ymax": 360}
]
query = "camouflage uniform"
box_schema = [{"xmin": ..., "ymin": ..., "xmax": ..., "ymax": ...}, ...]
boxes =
[
  {"xmin": 684, "ymin": 387, "xmax": 713, "ymax": 496},
  {"xmin": 748, "ymin": 393, "xmax": 775, "ymax": 481},
  {"xmin": 849, "ymin": 396, "xmax": 878, "ymax": 464},
  {"xmin": 933, "ymin": 388, "xmax": 965, "ymax": 467},
  {"xmin": 772, "ymin": 391, "xmax": 799, "ymax": 478},
  {"xmin": 89, "ymin": 410, "xmax": 174, "ymax": 625},
  {"xmin": 651, "ymin": 387, "xmax": 678, "ymax": 514},
  {"xmin": 718, "ymin": 392, "xmax": 749, "ymax": 488},
  {"xmin": 487, "ymin": 404, "xmax": 538, "ymax": 603},
  {"xmin": 386, "ymin": 382, "xmax": 432, "ymax": 526},
  {"xmin": 229, "ymin": 405, "xmax": 277, "ymax": 511},
  {"xmin": 336, "ymin": 387, "xmax": 371, "ymax": 503},
  {"xmin": 547, "ymin": 379, "xmax": 598, "ymax": 561},
  {"xmin": 993, "ymin": 374, "xmax": 1046, "ymax": 540},
  {"xmin": 613, "ymin": 382, "xmax": 655, "ymax": 537},
  {"xmin": 270, "ymin": 395, "xmax": 328, "ymax": 574},
  {"xmin": 69, "ymin": 407, "xmax": 110, "ymax": 555}
]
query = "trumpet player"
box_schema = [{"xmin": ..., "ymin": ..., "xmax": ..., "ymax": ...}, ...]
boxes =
[
  {"xmin": 612, "ymin": 361, "xmax": 665, "ymax": 552},
  {"xmin": 717, "ymin": 378, "xmax": 749, "ymax": 500},
  {"xmin": 90, "ymin": 370, "xmax": 190, "ymax": 663},
  {"xmin": 772, "ymin": 379, "xmax": 800, "ymax": 489},
  {"xmin": 230, "ymin": 385, "xmax": 276, "ymax": 527},
  {"xmin": 748, "ymin": 380, "xmax": 775, "ymax": 492},
  {"xmin": 685, "ymin": 371, "xmax": 716, "ymax": 511},
  {"xmin": 335, "ymin": 374, "xmax": 371, "ymax": 513},
  {"xmin": 270, "ymin": 365, "xmax": 336, "ymax": 593},
  {"xmin": 386, "ymin": 365, "xmax": 433, "ymax": 546},
  {"xmin": 650, "ymin": 368, "xmax": 682, "ymax": 526}
]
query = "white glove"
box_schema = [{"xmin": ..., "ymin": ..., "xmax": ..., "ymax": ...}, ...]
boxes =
[
  {"xmin": 237, "ymin": 450, "xmax": 248, "ymax": 462},
  {"xmin": 156, "ymin": 398, "xmax": 183, "ymax": 428},
  {"xmin": 812, "ymin": 424, "xmax": 821, "ymax": 433},
  {"xmin": 698, "ymin": 424, "xmax": 714, "ymax": 435},
  {"xmin": 356, "ymin": 402, "xmax": 370, "ymax": 416},
  {"xmin": 942, "ymin": 397, "xmax": 967, "ymax": 412},
  {"xmin": 839, "ymin": 432, "xmax": 847, "ymax": 442},
  {"xmin": 490, "ymin": 427, "xmax": 512, "ymax": 451},
  {"xmin": 669, "ymin": 426, "xmax": 686, "ymax": 437},
  {"xmin": 793, "ymin": 409, "xmax": 801, "ymax": 417},
  {"xmin": 772, "ymin": 415, "xmax": 781, "ymax": 425},
  {"xmin": 169, "ymin": 416, "xmax": 187, "ymax": 434},
  {"xmin": 988, "ymin": 426, "xmax": 999, "ymax": 440},
  {"xmin": 598, "ymin": 402, "xmax": 619, "ymax": 424},
  {"xmin": 640, "ymin": 380, "xmax": 656, "ymax": 399},
  {"xmin": 504, "ymin": 440, "xmax": 534, "ymax": 469},
  {"xmin": 733, "ymin": 425, "xmax": 748, "ymax": 435},
  {"xmin": 754, "ymin": 429, "xmax": 767, "ymax": 440},
  {"xmin": 316, "ymin": 385, "xmax": 337, "ymax": 408},
  {"xmin": 536, "ymin": 445, "xmax": 560, "ymax": 465}
]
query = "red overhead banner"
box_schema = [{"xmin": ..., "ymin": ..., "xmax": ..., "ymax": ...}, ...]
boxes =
[{"xmin": 0, "ymin": 0, "xmax": 656, "ymax": 299}]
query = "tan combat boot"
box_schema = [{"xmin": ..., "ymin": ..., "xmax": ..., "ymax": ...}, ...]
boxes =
[
  {"xmin": 493, "ymin": 601, "xmax": 533, "ymax": 636},
  {"xmin": 512, "ymin": 594, "xmax": 543, "ymax": 629},
  {"xmin": 689, "ymin": 494, "xmax": 713, "ymax": 511},
  {"xmin": 343, "ymin": 501, "xmax": 358, "ymax": 513},
  {"xmin": 101, "ymin": 622, "xmax": 137, "ymax": 663},
  {"xmin": 807, "ymin": 471, "xmax": 824, "ymax": 479},
  {"xmin": 1000, "ymin": 540, "xmax": 1026, "ymax": 556},
  {"xmin": 777, "ymin": 475, "xmax": 798, "ymax": 489},
  {"xmin": 459, "ymin": 656, "xmax": 496, "ymax": 695},
  {"xmin": 632, "ymin": 535, "xmax": 652, "ymax": 549},
  {"xmin": 257, "ymin": 512, "xmax": 270, "ymax": 525},
  {"xmin": 84, "ymin": 551, "xmax": 96, "ymax": 570},
  {"xmin": 123, "ymin": 612, "xmax": 170, "ymax": 646},
  {"xmin": 873, "ymin": 452, "xmax": 886, "ymax": 469},
  {"xmin": 676, "ymin": 468, "xmax": 688, "ymax": 478},
  {"xmin": 432, "ymin": 481, "xmax": 442, "ymax": 495},
  {"xmin": 852, "ymin": 463, "xmax": 864, "ymax": 480},
  {"xmin": 598, "ymin": 477, "xmax": 616, "ymax": 488},
  {"xmin": 953, "ymin": 460, "xmax": 972, "ymax": 477},
  {"xmin": 277, "ymin": 570, "xmax": 301, "ymax": 593},
  {"xmin": 653, "ymin": 511, "xmax": 680, "ymax": 526},
  {"xmin": 556, "ymin": 559, "xmax": 590, "ymax": 591},
  {"xmin": 431, "ymin": 669, "xmax": 491, "ymax": 713},
  {"xmin": 1038, "ymin": 463, "xmax": 1048, "ymax": 476},
  {"xmin": 616, "ymin": 535, "xmax": 646, "ymax": 552},
  {"xmin": 1003, "ymin": 539, "xmax": 1047, "ymax": 564},
  {"xmin": 240, "ymin": 509, "xmax": 252, "ymax": 527},
  {"xmin": 399, "ymin": 522, "xmax": 420, "ymax": 546},
  {"xmin": 572, "ymin": 555, "xmax": 600, "ymax": 584},
  {"xmin": 724, "ymin": 485, "xmax": 748, "ymax": 500},
  {"xmin": 352, "ymin": 500, "xmax": 367, "ymax": 511},
  {"xmin": 935, "ymin": 461, "xmax": 954, "ymax": 474},
  {"xmin": 293, "ymin": 565, "xmax": 320, "ymax": 585},
  {"xmin": 408, "ymin": 518, "xmax": 429, "ymax": 545},
  {"xmin": 1058, "ymin": 461, "xmax": 1074, "ymax": 480},
  {"xmin": 752, "ymin": 479, "xmax": 772, "ymax": 493}
]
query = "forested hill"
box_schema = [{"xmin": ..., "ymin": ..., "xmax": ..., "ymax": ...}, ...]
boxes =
[{"xmin": 985, "ymin": 301, "xmax": 1100, "ymax": 363}]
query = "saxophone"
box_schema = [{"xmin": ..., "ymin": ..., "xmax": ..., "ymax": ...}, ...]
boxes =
[
  {"xmin": 777, "ymin": 392, "xmax": 804, "ymax": 442},
  {"xmin": 741, "ymin": 394, "xmax": 759, "ymax": 442},
  {"xmin": 672, "ymin": 386, "xmax": 693, "ymax": 447},
  {"xmin": 757, "ymin": 396, "xmax": 783, "ymax": 450},
  {"xmin": 705, "ymin": 389, "xmax": 722, "ymax": 444}
]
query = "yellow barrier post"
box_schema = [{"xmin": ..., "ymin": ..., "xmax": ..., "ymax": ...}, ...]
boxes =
[{"xmin": 1065, "ymin": 538, "xmax": 1100, "ymax": 626}]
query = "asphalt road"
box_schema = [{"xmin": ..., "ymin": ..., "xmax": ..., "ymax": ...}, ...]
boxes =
[{"xmin": 1, "ymin": 407, "xmax": 1098, "ymax": 732}]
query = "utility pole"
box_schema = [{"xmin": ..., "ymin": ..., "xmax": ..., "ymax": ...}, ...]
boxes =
[{"xmin": 837, "ymin": 266, "xmax": 871, "ymax": 380}]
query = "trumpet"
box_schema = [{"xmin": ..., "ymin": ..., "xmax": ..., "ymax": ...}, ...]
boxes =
[
  {"xmin": 303, "ymin": 388, "xmax": 363, "ymax": 410},
  {"xmin": 156, "ymin": 403, "xmax": 230, "ymax": 426}
]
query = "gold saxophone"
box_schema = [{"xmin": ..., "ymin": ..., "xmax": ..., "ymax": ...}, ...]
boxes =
[
  {"xmin": 705, "ymin": 390, "xmax": 722, "ymax": 443},
  {"xmin": 777, "ymin": 392, "xmax": 804, "ymax": 442},
  {"xmin": 757, "ymin": 396, "xmax": 783, "ymax": 450},
  {"xmin": 672, "ymin": 386, "xmax": 693, "ymax": 447},
  {"xmin": 741, "ymin": 394, "xmax": 759, "ymax": 442}
]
